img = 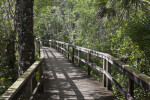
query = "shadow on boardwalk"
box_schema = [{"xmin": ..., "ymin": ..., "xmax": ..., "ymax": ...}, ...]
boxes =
[{"xmin": 39, "ymin": 47, "xmax": 115, "ymax": 100}]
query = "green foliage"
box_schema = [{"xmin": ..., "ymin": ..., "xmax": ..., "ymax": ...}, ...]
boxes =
[
  {"xmin": 0, "ymin": 0, "xmax": 17, "ymax": 95},
  {"xmin": 0, "ymin": 77, "xmax": 11, "ymax": 94},
  {"xmin": 34, "ymin": 0, "xmax": 150, "ymax": 99}
]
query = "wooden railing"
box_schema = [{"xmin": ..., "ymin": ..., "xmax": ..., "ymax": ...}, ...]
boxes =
[
  {"xmin": 49, "ymin": 40, "xmax": 150, "ymax": 100},
  {"xmin": 0, "ymin": 50, "xmax": 44, "ymax": 100}
]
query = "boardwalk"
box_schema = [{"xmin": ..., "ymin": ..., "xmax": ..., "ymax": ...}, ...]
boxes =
[{"xmin": 39, "ymin": 47, "xmax": 114, "ymax": 100}]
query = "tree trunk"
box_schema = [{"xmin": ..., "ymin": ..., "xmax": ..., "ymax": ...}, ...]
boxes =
[
  {"xmin": 16, "ymin": 0, "xmax": 35, "ymax": 76},
  {"xmin": 2, "ymin": 0, "xmax": 17, "ymax": 81},
  {"xmin": 6, "ymin": 31, "xmax": 17, "ymax": 81}
]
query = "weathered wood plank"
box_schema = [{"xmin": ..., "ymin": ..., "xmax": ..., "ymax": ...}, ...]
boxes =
[
  {"xmin": 78, "ymin": 50, "xmax": 80, "ymax": 67},
  {"xmin": 39, "ymin": 47, "xmax": 115, "ymax": 100},
  {"xmin": 73, "ymin": 54, "xmax": 131, "ymax": 98},
  {"xmin": 127, "ymin": 77, "xmax": 134, "ymax": 99},
  {"xmin": 106, "ymin": 61, "xmax": 111, "ymax": 90},
  {"xmin": 50, "ymin": 40, "xmax": 150, "ymax": 92},
  {"xmin": 72, "ymin": 47, "xmax": 74, "ymax": 63},
  {"xmin": 29, "ymin": 76, "xmax": 44, "ymax": 100},
  {"xmin": 103, "ymin": 59, "xmax": 106, "ymax": 87},
  {"xmin": 87, "ymin": 52, "xmax": 91, "ymax": 76}
]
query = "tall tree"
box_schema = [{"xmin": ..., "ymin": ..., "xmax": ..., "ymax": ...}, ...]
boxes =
[
  {"xmin": 16, "ymin": 0, "xmax": 35, "ymax": 76},
  {"xmin": 6, "ymin": 0, "xmax": 17, "ymax": 81}
]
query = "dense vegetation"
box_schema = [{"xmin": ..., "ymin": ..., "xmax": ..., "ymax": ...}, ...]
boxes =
[
  {"xmin": 0, "ymin": 0, "xmax": 35, "ymax": 95},
  {"xmin": 0, "ymin": 0, "xmax": 17, "ymax": 94},
  {"xmin": 34, "ymin": 0, "xmax": 150, "ymax": 99},
  {"xmin": 0, "ymin": 0, "xmax": 150, "ymax": 99}
]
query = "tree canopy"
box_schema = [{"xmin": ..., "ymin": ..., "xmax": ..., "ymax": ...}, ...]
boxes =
[{"xmin": 0, "ymin": 0, "xmax": 150, "ymax": 99}]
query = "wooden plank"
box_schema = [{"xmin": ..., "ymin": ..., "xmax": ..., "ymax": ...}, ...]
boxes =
[
  {"xmin": 72, "ymin": 47, "xmax": 74, "ymax": 63},
  {"xmin": 25, "ymin": 78, "xmax": 32, "ymax": 99},
  {"xmin": 57, "ymin": 51, "xmax": 131, "ymax": 98},
  {"xmin": 29, "ymin": 76, "xmax": 44, "ymax": 100},
  {"xmin": 106, "ymin": 61, "xmax": 111, "ymax": 90},
  {"xmin": 29, "ymin": 82, "xmax": 41, "ymax": 100},
  {"xmin": 127, "ymin": 77, "xmax": 134, "ymax": 99},
  {"xmin": 40, "ymin": 47, "xmax": 115, "ymax": 100},
  {"xmin": 61, "ymin": 44, "xmax": 63, "ymax": 54},
  {"xmin": 114, "ymin": 60, "xmax": 150, "ymax": 92},
  {"xmin": 50, "ymin": 40, "xmax": 150, "ymax": 92},
  {"xmin": 78, "ymin": 50, "xmax": 80, "ymax": 67},
  {"xmin": 68, "ymin": 46, "xmax": 70, "ymax": 59},
  {"xmin": 103, "ymin": 59, "xmax": 106, "ymax": 87},
  {"xmin": 87, "ymin": 52, "xmax": 91, "ymax": 76},
  {"xmin": 64, "ymin": 48, "xmax": 133, "ymax": 99}
]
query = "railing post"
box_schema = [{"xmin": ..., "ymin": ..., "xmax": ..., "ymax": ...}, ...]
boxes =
[
  {"xmin": 32, "ymin": 72, "xmax": 37, "ymax": 91},
  {"xmin": 57, "ymin": 42, "xmax": 59, "ymax": 51},
  {"xmin": 38, "ymin": 40, "xmax": 40, "ymax": 57},
  {"xmin": 57, "ymin": 42, "xmax": 58, "ymax": 51},
  {"xmin": 127, "ymin": 77, "xmax": 134, "ymax": 99},
  {"xmin": 68, "ymin": 45, "xmax": 69, "ymax": 59},
  {"xmin": 106, "ymin": 60, "xmax": 111, "ymax": 90},
  {"xmin": 55, "ymin": 41, "xmax": 57, "ymax": 50},
  {"xmin": 62, "ymin": 44, "xmax": 63, "ymax": 54},
  {"xmin": 59, "ymin": 43, "xmax": 60, "ymax": 52},
  {"xmin": 58, "ymin": 42, "xmax": 59, "ymax": 51},
  {"xmin": 61, "ymin": 44, "xmax": 62, "ymax": 53},
  {"xmin": 55, "ymin": 41, "xmax": 57, "ymax": 49},
  {"xmin": 72, "ymin": 47, "xmax": 74, "ymax": 63},
  {"xmin": 53, "ymin": 40, "xmax": 54, "ymax": 48},
  {"xmin": 103, "ymin": 59, "xmax": 106, "ymax": 87},
  {"xmin": 52, "ymin": 40, "xmax": 53, "ymax": 48},
  {"xmin": 50, "ymin": 40, "xmax": 51, "ymax": 48},
  {"xmin": 53, "ymin": 41, "xmax": 55, "ymax": 48},
  {"xmin": 78, "ymin": 50, "xmax": 80, "ymax": 67},
  {"xmin": 58, "ymin": 42, "xmax": 61, "ymax": 52},
  {"xmin": 25, "ymin": 78, "xmax": 32, "ymax": 99},
  {"xmin": 66, "ymin": 44, "xmax": 67, "ymax": 57},
  {"xmin": 39, "ymin": 60, "xmax": 44, "ymax": 93},
  {"xmin": 50, "ymin": 40, "xmax": 52, "ymax": 48},
  {"xmin": 87, "ymin": 51, "xmax": 91, "ymax": 76}
]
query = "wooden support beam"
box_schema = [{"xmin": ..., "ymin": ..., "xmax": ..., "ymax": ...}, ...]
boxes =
[
  {"xmin": 49, "ymin": 41, "xmax": 51, "ymax": 48},
  {"xmin": 106, "ymin": 61, "xmax": 111, "ymax": 90},
  {"xmin": 53, "ymin": 41, "xmax": 54, "ymax": 48},
  {"xmin": 68, "ymin": 46, "xmax": 69, "ymax": 59},
  {"xmin": 61, "ymin": 44, "xmax": 63, "ymax": 54},
  {"xmin": 87, "ymin": 52, "xmax": 91, "ymax": 76},
  {"xmin": 72, "ymin": 47, "xmax": 74, "ymax": 63},
  {"xmin": 57, "ymin": 42, "xmax": 58, "ymax": 51},
  {"xmin": 78, "ymin": 50, "xmax": 80, "ymax": 67},
  {"xmin": 52, "ymin": 41, "xmax": 54, "ymax": 48},
  {"xmin": 37, "ymin": 40, "xmax": 40, "ymax": 57},
  {"xmin": 57, "ymin": 42, "xmax": 59, "ymax": 51},
  {"xmin": 49, "ymin": 40, "xmax": 150, "ymax": 98},
  {"xmin": 64, "ymin": 45, "xmax": 67, "ymax": 57},
  {"xmin": 54, "ymin": 41, "xmax": 57, "ymax": 50},
  {"xmin": 27, "ymin": 78, "xmax": 33, "ymax": 99},
  {"xmin": 40, "ymin": 60, "xmax": 44, "ymax": 93},
  {"xmin": 103, "ymin": 59, "xmax": 106, "ymax": 87},
  {"xmin": 59, "ymin": 43, "xmax": 61, "ymax": 52},
  {"xmin": 32, "ymin": 72, "xmax": 37, "ymax": 91},
  {"xmin": 127, "ymin": 77, "xmax": 134, "ymax": 99},
  {"xmin": 59, "ymin": 43, "xmax": 60, "ymax": 51}
]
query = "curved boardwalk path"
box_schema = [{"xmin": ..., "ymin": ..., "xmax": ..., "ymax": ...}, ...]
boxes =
[{"xmin": 39, "ymin": 47, "xmax": 115, "ymax": 100}]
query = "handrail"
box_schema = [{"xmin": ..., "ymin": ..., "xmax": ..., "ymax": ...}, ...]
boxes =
[
  {"xmin": 49, "ymin": 40, "xmax": 150, "ymax": 100},
  {"xmin": 0, "ymin": 50, "xmax": 45, "ymax": 100}
]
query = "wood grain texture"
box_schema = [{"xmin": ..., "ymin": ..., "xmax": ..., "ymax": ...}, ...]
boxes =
[
  {"xmin": 39, "ymin": 47, "xmax": 115, "ymax": 100},
  {"xmin": 50, "ymin": 40, "xmax": 150, "ymax": 92}
]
